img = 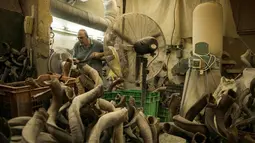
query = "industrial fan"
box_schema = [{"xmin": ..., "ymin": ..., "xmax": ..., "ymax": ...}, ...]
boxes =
[
  {"xmin": 104, "ymin": 13, "xmax": 166, "ymax": 106},
  {"xmin": 48, "ymin": 48, "xmax": 73, "ymax": 74},
  {"xmin": 104, "ymin": 13, "xmax": 166, "ymax": 83}
]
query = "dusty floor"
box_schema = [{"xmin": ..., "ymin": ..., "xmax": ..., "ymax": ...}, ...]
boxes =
[{"xmin": 159, "ymin": 133, "xmax": 186, "ymax": 143}]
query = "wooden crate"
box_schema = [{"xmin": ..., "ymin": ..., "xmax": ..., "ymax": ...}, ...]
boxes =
[{"xmin": 0, "ymin": 74, "xmax": 76, "ymax": 119}]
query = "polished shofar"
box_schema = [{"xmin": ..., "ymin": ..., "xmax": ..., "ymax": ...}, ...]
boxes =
[
  {"xmin": 68, "ymin": 84, "xmax": 103, "ymax": 143},
  {"xmin": 88, "ymin": 108, "xmax": 128, "ymax": 143}
]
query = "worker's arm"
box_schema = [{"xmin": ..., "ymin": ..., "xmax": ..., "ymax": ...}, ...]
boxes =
[
  {"xmin": 90, "ymin": 52, "xmax": 104, "ymax": 59},
  {"xmin": 90, "ymin": 41, "xmax": 104, "ymax": 59}
]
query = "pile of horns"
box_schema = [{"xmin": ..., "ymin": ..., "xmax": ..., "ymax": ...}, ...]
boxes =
[
  {"xmin": 1, "ymin": 64, "xmax": 255, "ymax": 143},
  {"xmin": 0, "ymin": 65, "xmax": 178, "ymax": 143},
  {"xmin": 160, "ymin": 76, "xmax": 255, "ymax": 143}
]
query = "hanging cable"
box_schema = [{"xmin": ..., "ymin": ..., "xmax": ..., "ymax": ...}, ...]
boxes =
[
  {"xmin": 146, "ymin": 48, "xmax": 159, "ymax": 68},
  {"xmin": 195, "ymin": 54, "xmax": 217, "ymax": 71},
  {"xmin": 170, "ymin": 0, "xmax": 178, "ymax": 46},
  {"xmin": 166, "ymin": 0, "xmax": 178, "ymax": 79}
]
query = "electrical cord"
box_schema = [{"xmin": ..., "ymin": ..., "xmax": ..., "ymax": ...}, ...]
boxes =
[
  {"xmin": 203, "ymin": 55, "xmax": 217, "ymax": 71},
  {"xmin": 196, "ymin": 54, "xmax": 217, "ymax": 71},
  {"xmin": 146, "ymin": 45, "xmax": 159, "ymax": 68}
]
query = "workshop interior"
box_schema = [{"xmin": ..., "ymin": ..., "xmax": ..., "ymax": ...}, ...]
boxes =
[{"xmin": 0, "ymin": 0, "xmax": 255, "ymax": 142}]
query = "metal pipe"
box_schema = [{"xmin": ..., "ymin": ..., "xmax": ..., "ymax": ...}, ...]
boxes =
[{"xmin": 50, "ymin": 0, "xmax": 118, "ymax": 31}]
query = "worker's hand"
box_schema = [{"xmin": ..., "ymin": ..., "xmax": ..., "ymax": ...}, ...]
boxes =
[
  {"xmin": 73, "ymin": 58, "xmax": 80, "ymax": 64},
  {"xmin": 90, "ymin": 52, "xmax": 104, "ymax": 59}
]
